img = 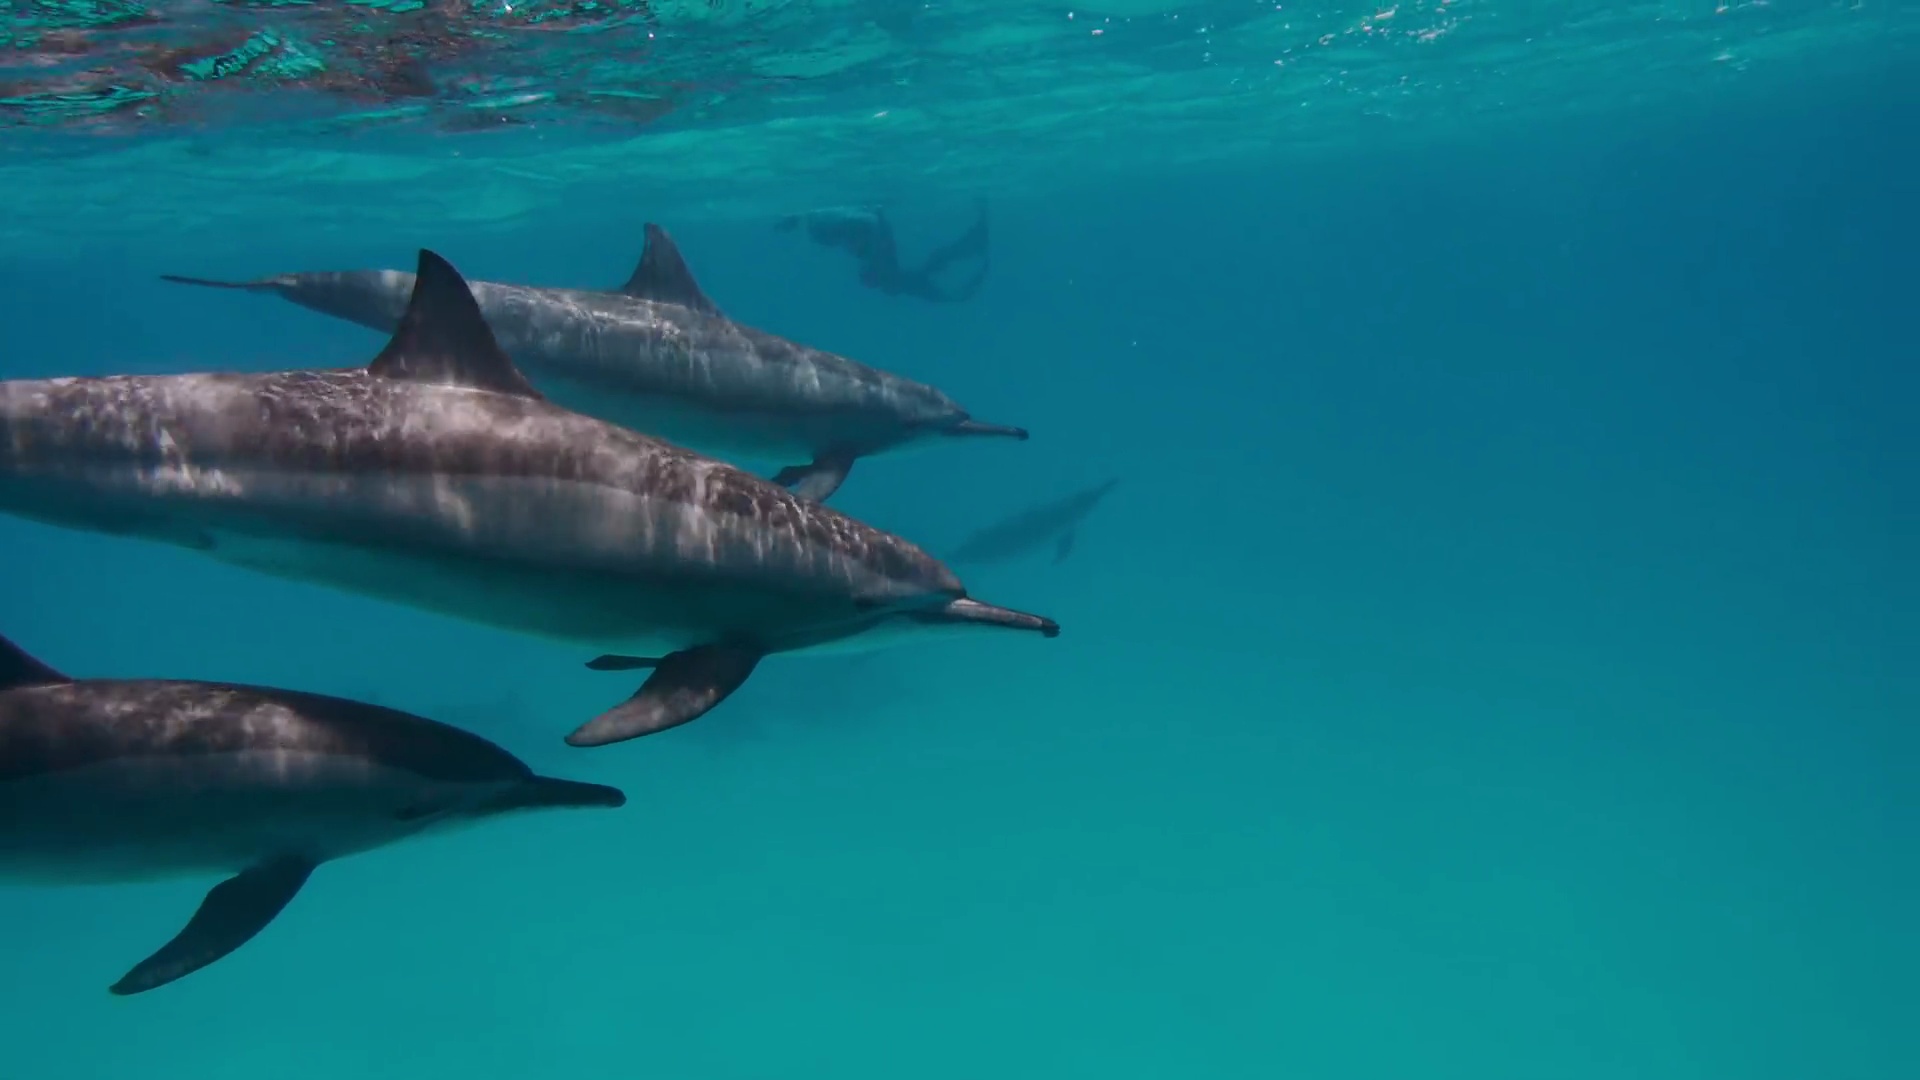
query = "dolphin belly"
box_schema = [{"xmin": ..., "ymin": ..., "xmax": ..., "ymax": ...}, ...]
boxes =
[
  {"xmin": 528, "ymin": 369, "xmax": 826, "ymax": 465},
  {"xmin": 0, "ymin": 752, "xmax": 477, "ymax": 885},
  {"xmin": 468, "ymin": 295, "xmax": 926, "ymax": 463},
  {"xmin": 523, "ymin": 367, "xmax": 915, "ymax": 467},
  {"xmin": 0, "ymin": 466, "xmax": 936, "ymax": 655},
  {"xmin": 201, "ymin": 529, "xmax": 845, "ymax": 655}
]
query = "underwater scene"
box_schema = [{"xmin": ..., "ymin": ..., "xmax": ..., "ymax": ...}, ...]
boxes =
[{"xmin": 1, "ymin": 2, "xmax": 1913, "ymax": 1078}]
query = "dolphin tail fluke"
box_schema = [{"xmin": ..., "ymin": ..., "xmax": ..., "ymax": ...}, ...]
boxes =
[
  {"xmin": 920, "ymin": 597, "xmax": 1060, "ymax": 637},
  {"xmin": 947, "ymin": 419, "xmax": 1029, "ymax": 440},
  {"xmin": 110, "ymin": 856, "xmax": 316, "ymax": 996},
  {"xmin": 565, "ymin": 644, "xmax": 763, "ymax": 748},
  {"xmin": 158, "ymin": 274, "xmax": 281, "ymax": 292},
  {"xmin": 493, "ymin": 777, "xmax": 628, "ymax": 812}
]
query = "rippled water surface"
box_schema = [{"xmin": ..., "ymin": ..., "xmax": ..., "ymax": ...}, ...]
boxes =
[{"xmin": 3, "ymin": 2, "xmax": 1909, "ymax": 249}]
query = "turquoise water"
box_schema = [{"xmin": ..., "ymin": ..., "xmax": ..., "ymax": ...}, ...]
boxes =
[{"xmin": 2, "ymin": 2, "xmax": 1914, "ymax": 1077}]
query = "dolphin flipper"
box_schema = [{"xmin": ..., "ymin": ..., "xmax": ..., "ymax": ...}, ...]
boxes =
[
  {"xmin": 1054, "ymin": 528, "xmax": 1076, "ymax": 564},
  {"xmin": 565, "ymin": 645, "xmax": 763, "ymax": 747},
  {"xmin": 110, "ymin": 856, "xmax": 316, "ymax": 996},
  {"xmin": 772, "ymin": 450, "xmax": 857, "ymax": 503}
]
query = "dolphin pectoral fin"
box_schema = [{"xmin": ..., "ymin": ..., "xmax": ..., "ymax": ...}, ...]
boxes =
[
  {"xmin": 1054, "ymin": 528, "xmax": 1077, "ymax": 563},
  {"xmin": 565, "ymin": 644, "xmax": 763, "ymax": 748},
  {"xmin": 110, "ymin": 856, "xmax": 316, "ymax": 996},
  {"xmin": 584, "ymin": 654, "xmax": 663, "ymax": 671},
  {"xmin": 771, "ymin": 450, "xmax": 857, "ymax": 503}
]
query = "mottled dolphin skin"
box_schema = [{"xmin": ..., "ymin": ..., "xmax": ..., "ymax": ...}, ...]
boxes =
[
  {"xmin": 160, "ymin": 224, "xmax": 1029, "ymax": 502},
  {"xmin": 3, "ymin": 249, "xmax": 1058, "ymax": 746},
  {"xmin": 0, "ymin": 631, "xmax": 624, "ymax": 996},
  {"xmin": 949, "ymin": 478, "xmax": 1121, "ymax": 566}
]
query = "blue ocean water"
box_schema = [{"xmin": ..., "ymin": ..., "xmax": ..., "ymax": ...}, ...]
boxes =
[{"xmin": 1, "ymin": 3, "xmax": 1914, "ymax": 1078}]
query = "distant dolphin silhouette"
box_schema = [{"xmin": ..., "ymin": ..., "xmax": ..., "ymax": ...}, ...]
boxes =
[{"xmin": 949, "ymin": 479, "xmax": 1120, "ymax": 566}]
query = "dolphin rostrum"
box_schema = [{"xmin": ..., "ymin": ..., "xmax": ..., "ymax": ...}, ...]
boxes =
[
  {"xmin": 0, "ymin": 631, "xmax": 624, "ymax": 996},
  {"xmin": 160, "ymin": 224, "xmax": 1029, "ymax": 502},
  {"xmin": 949, "ymin": 478, "xmax": 1121, "ymax": 566},
  {"xmin": 3, "ymin": 249, "xmax": 1058, "ymax": 746}
]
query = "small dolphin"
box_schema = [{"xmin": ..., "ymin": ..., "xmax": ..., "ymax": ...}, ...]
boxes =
[
  {"xmin": 0, "ymin": 631, "xmax": 624, "ymax": 996},
  {"xmin": 160, "ymin": 224, "xmax": 1028, "ymax": 502},
  {"xmin": 949, "ymin": 479, "xmax": 1121, "ymax": 566},
  {"xmin": 3, "ymin": 249, "xmax": 1057, "ymax": 746}
]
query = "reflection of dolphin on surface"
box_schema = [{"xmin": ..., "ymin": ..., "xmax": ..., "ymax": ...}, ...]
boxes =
[
  {"xmin": 0, "ymin": 632, "xmax": 624, "ymax": 996},
  {"xmin": 949, "ymin": 479, "xmax": 1121, "ymax": 566}
]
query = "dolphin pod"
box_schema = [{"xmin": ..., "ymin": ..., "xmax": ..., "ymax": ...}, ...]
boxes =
[
  {"xmin": 161, "ymin": 224, "xmax": 1029, "ymax": 503},
  {"xmin": 1, "ymin": 235, "xmax": 1064, "ymax": 996},
  {"xmin": 0, "ymin": 249, "xmax": 1057, "ymax": 748},
  {"xmin": 0, "ymin": 631, "xmax": 624, "ymax": 995}
]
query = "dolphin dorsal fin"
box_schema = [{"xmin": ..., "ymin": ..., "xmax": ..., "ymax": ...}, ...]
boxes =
[
  {"xmin": 367, "ymin": 250, "xmax": 544, "ymax": 399},
  {"xmin": 618, "ymin": 224, "xmax": 722, "ymax": 316},
  {"xmin": 0, "ymin": 634, "xmax": 70, "ymax": 689}
]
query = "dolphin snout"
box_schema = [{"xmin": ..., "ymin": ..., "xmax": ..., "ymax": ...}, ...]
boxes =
[
  {"xmin": 910, "ymin": 597, "xmax": 1059, "ymax": 637},
  {"xmin": 947, "ymin": 418, "xmax": 1029, "ymax": 440}
]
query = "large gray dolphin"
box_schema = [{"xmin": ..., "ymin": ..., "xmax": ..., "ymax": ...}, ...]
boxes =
[
  {"xmin": 1, "ymin": 250, "xmax": 1058, "ymax": 746},
  {"xmin": 0, "ymin": 631, "xmax": 624, "ymax": 996},
  {"xmin": 159, "ymin": 224, "xmax": 1029, "ymax": 502}
]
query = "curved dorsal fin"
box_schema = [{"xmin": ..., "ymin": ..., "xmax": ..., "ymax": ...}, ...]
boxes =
[
  {"xmin": 0, "ymin": 634, "xmax": 70, "ymax": 689},
  {"xmin": 618, "ymin": 224, "xmax": 722, "ymax": 316},
  {"xmin": 367, "ymin": 249, "xmax": 543, "ymax": 399}
]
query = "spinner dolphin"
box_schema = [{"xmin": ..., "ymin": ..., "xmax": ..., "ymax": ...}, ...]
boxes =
[{"xmin": 0, "ymin": 631, "xmax": 623, "ymax": 995}]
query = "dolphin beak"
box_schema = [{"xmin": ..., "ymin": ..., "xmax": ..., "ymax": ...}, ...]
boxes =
[
  {"xmin": 158, "ymin": 273, "xmax": 287, "ymax": 293},
  {"xmin": 910, "ymin": 597, "xmax": 1060, "ymax": 637},
  {"xmin": 484, "ymin": 777, "xmax": 628, "ymax": 813},
  {"xmin": 946, "ymin": 419, "xmax": 1029, "ymax": 440}
]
